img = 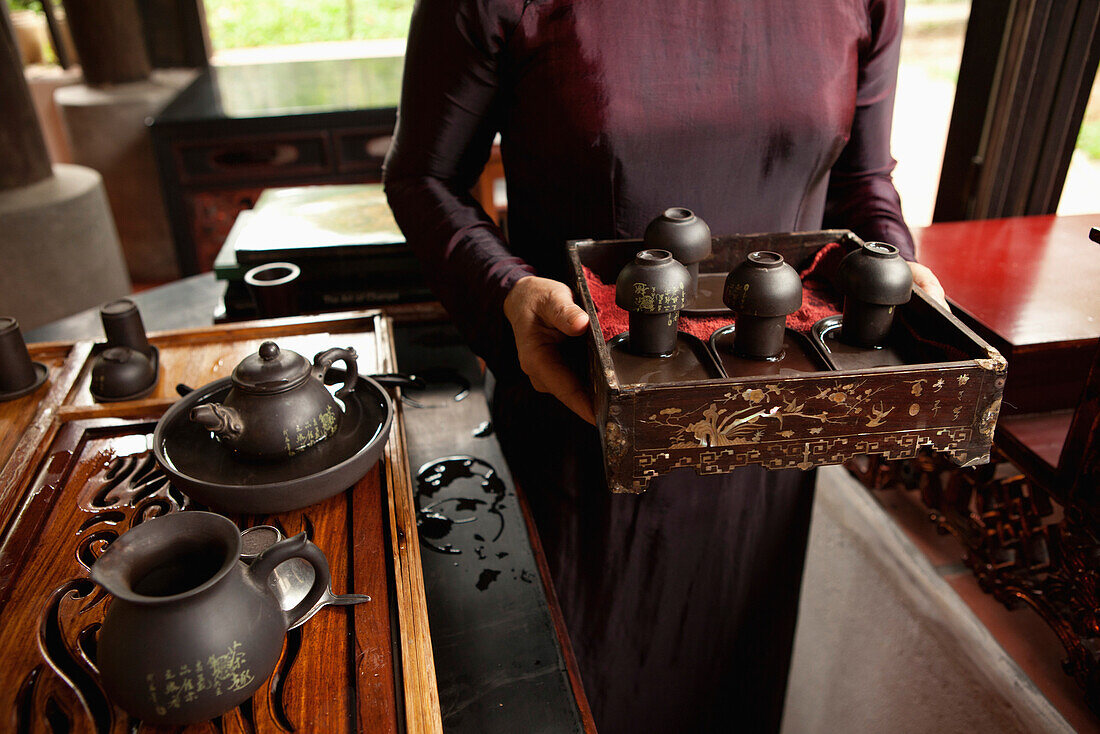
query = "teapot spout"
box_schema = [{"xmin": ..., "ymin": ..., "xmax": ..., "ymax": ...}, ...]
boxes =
[{"xmin": 190, "ymin": 403, "xmax": 244, "ymax": 439}]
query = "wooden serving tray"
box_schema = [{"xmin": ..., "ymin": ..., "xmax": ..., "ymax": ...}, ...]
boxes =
[
  {"xmin": 568, "ymin": 231, "xmax": 1008, "ymax": 493},
  {"xmin": 0, "ymin": 341, "xmax": 89, "ymax": 518},
  {"xmin": 0, "ymin": 311, "xmax": 441, "ymax": 732}
]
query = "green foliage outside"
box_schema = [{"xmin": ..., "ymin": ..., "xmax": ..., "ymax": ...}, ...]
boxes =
[
  {"xmin": 6, "ymin": 0, "xmax": 39, "ymax": 10},
  {"xmin": 1077, "ymin": 110, "xmax": 1100, "ymax": 161},
  {"xmin": 203, "ymin": 0, "xmax": 414, "ymax": 50}
]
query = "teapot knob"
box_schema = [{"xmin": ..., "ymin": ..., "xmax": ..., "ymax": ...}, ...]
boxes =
[{"xmin": 259, "ymin": 341, "xmax": 280, "ymax": 361}]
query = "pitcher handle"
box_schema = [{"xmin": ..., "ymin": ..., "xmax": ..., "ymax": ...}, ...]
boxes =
[
  {"xmin": 248, "ymin": 533, "xmax": 330, "ymax": 629},
  {"xmin": 313, "ymin": 347, "xmax": 358, "ymax": 399}
]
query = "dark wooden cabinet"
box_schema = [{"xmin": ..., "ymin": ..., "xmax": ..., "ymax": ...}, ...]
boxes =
[{"xmin": 149, "ymin": 57, "xmax": 404, "ymax": 275}]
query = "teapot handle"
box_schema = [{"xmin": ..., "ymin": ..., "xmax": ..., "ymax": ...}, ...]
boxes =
[
  {"xmin": 248, "ymin": 533, "xmax": 331, "ymax": 629},
  {"xmin": 313, "ymin": 347, "xmax": 358, "ymax": 399}
]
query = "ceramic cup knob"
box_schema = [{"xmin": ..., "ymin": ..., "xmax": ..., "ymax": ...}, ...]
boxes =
[
  {"xmin": 722, "ymin": 251, "xmax": 802, "ymax": 359},
  {"xmin": 615, "ymin": 249, "xmax": 691, "ymax": 357},
  {"xmin": 836, "ymin": 241, "xmax": 912, "ymax": 347},
  {"xmin": 643, "ymin": 207, "xmax": 712, "ymax": 303}
]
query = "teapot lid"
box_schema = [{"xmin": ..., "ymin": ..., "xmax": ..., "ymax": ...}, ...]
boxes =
[{"xmin": 232, "ymin": 341, "xmax": 310, "ymax": 394}]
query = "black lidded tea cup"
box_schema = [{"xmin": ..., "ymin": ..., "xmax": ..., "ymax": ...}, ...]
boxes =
[
  {"xmin": 615, "ymin": 249, "xmax": 691, "ymax": 357},
  {"xmin": 0, "ymin": 317, "xmax": 44, "ymax": 399},
  {"xmin": 100, "ymin": 298, "xmax": 151, "ymax": 354},
  {"xmin": 722, "ymin": 251, "xmax": 803, "ymax": 360},
  {"xmin": 836, "ymin": 241, "xmax": 913, "ymax": 348},
  {"xmin": 643, "ymin": 207, "xmax": 712, "ymax": 304}
]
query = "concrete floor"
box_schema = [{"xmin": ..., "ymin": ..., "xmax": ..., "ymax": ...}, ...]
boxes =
[
  {"xmin": 783, "ymin": 466, "xmax": 1078, "ymax": 734},
  {"xmin": 874, "ymin": 481, "xmax": 1099, "ymax": 733}
]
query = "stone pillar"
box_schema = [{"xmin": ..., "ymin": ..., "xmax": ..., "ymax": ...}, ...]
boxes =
[
  {"xmin": 0, "ymin": 166, "xmax": 133, "ymax": 330},
  {"xmin": 56, "ymin": 0, "xmax": 193, "ymax": 282},
  {"xmin": 0, "ymin": 4, "xmax": 131, "ymax": 330},
  {"xmin": 25, "ymin": 64, "xmax": 82, "ymax": 164},
  {"xmin": 62, "ymin": 0, "xmax": 151, "ymax": 86},
  {"xmin": 56, "ymin": 70, "xmax": 194, "ymax": 282},
  {"xmin": 0, "ymin": 7, "xmax": 51, "ymax": 191}
]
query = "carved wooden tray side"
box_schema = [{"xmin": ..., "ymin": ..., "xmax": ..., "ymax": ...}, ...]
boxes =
[
  {"xmin": 612, "ymin": 362, "xmax": 1001, "ymax": 492},
  {"xmin": 376, "ymin": 314, "xmax": 442, "ymax": 733},
  {"xmin": 0, "ymin": 342, "xmax": 88, "ymax": 530},
  {"xmin": 0, "ymin": 418, "xmax": 398, "ymax": 733}
]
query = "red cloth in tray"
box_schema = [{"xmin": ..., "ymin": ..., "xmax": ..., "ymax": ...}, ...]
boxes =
[{"xmin": 582, "ymin": 242, "xmax": 845, "ymax": 340}]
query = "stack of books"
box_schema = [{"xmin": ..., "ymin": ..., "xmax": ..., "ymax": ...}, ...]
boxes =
[{"xmin": 215, "ymin": 184, "xmax": 431, "ymax": 319}]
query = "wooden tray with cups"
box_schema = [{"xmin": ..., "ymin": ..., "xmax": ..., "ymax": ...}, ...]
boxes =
[
  {"xmin": 568, "ymin": 208, "xmax": 1007, "ymax": 494},
  {"xmin": 0, "ymin": 308, "xmax": 440, "ymax": 732}
]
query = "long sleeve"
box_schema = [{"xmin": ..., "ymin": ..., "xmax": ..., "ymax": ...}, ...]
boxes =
[
  {"xmin": 383, "ymin": 0, "xmax": 533, "ymax": 377},
  {"xmin": 823, "ymin": 0, "xmax": 916, "ymax": 260}
]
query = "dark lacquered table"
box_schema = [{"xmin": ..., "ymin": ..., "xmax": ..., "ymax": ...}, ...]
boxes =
[
  {"xmin": 914, "ymin": 213, "xmax": 1100, "ymax": 415},
  {"xmin": 25, "ymin": 285, "xmax": 594, "ymax": 733}
]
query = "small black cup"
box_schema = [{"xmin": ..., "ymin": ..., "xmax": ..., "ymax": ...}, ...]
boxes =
[
  {"xmin": 245, "ymin": 262, "xmax": 301, "ymax": 319},
  {"xmin": 90, "ymin": 346, "xmax": 158, "ymax": 402},
  {"xmin": 0, "ymin": 317, "xmax": 45, "ymax": 400},
  {"xmin": 100, "ymin": 299, "xmax": 151, "ymax": 354}
]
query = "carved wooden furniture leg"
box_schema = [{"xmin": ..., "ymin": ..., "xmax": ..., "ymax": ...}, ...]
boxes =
[{"xmin": 846, "ymin": 448, "xmax": 1100, "ymax": 715}]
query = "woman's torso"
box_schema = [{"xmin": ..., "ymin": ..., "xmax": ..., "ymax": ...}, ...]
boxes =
[{"xmin": 496, "ymin": 0, "xmax": 875, "ymax": 279}]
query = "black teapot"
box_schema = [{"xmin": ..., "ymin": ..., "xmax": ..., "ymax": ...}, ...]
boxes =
[{"xmin": 190, "ymin": 341, "xmax": 357, "ymax": 457}]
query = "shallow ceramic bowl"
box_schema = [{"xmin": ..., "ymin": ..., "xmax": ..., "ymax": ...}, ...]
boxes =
[{"xmin": 153, "ymin": 374, "xmax": 392, "ymax": 513}]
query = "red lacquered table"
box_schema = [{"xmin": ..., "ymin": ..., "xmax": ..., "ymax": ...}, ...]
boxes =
[{"xmin": 914, "ymin": 213, "xmax": 1100, "ymax": 493}]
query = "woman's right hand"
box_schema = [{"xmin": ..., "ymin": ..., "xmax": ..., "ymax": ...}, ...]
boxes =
[{"xmin": 503, "ymin": 275, "xmax": 596, "ymax": 425}]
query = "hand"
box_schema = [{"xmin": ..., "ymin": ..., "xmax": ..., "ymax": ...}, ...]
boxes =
[
  {"xmin": 908, "ymin": 261, "xmax": 949, "ymax": 310},
  {"xmin": 503, "ymin": 275, "xmax": 596, "ymax": 425}
]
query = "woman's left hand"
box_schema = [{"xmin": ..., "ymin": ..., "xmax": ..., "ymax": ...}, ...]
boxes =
[{"xmin": 908, "ymin": 261, "xmax": 949, "ymax": 310}]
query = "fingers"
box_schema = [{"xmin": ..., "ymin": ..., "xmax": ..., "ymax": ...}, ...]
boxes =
[
  {"xmin": 503, "ymin": 276, "xmax": 596, "ymax": 425},
  {"xmin": 527, "ymin": 359, "xmax": 596, "ymax": 424},
  {"xmin": 520, "ymin": 340, "xmax": 596, "ymax": 424},
  {"xmin": 908, "ymin": 261, "xmax": 949, "ymax": 310},
  {"xmin": 534, "ymin": 280, "xmax": 589, "ymax": 336},
  {"xmin": 544, "ymin": 297, "xmax": 589, "ymax": 336}
]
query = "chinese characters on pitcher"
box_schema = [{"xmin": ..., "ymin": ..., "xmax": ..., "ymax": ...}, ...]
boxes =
[
  {"xmin": 145, "ymin": 641, "xmax": 255, "ymax": 716},
  {"xmin": 283, "ymin": 404, "xmax": 339, "ymax": 455}
]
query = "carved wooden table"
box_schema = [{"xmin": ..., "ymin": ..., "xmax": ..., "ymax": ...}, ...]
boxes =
[{"xmin": 0, "ymin": 311, "xmax": 441, "ymax": 732}]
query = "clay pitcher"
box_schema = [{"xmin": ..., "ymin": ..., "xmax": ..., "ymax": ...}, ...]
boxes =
[{"xmin": 90, "ymin": 511, "xmax": 330, "ymax": 725}]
